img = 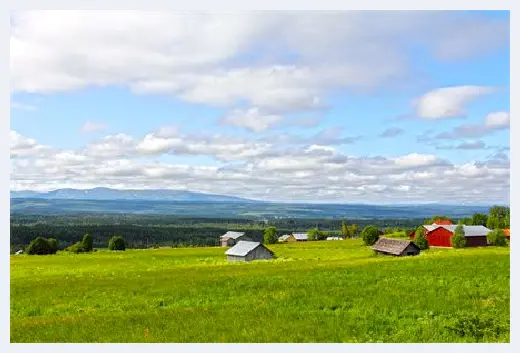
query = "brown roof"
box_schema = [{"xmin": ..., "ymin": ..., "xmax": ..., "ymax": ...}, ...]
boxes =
[
  {"xmin": 503, "ymin": 229, "xmax": 510, "ymax": 237},
  {"xmin": 371, "ymin": 238, "xmax": 419, "ymax": 256},
  {"xmin": 433, "ymin": 219, "xmax": 453, "ymax": 225}
]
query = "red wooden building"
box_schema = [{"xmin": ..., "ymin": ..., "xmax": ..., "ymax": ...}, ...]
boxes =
[{"xmin": 410, "ymin": 224, "xmax": 491, "ymax": 247}]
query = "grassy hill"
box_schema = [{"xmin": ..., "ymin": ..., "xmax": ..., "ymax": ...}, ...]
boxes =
[{"xmin": 10, "ymin": 239, "xmax": 510, "ymax": 343}]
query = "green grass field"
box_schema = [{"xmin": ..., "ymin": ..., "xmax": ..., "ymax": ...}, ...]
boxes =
[{"xmin": 10, "ymin": 239, "xmax": 510, "ymax": 343}]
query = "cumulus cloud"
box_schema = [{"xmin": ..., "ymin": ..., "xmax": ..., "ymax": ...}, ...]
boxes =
[
  {"xmin": 220, "ymin": 107, "xmax": 283, "ymax": 132},
  {"xmin": 11, "ymin": 11, "xmax": 509, "ymax": 115},
  {"xmin": 10, "ymin": 130, "xmax": 509, "ymax": 204},
  {"xmin": 414, "ymin": 86, "xmax": 496, "ymax": 120},
  {"xmin": 81, "ymin": 120, "xmax": 107, "ymax": 133},
  {"xmin": 436, "ymin": 111, "xmax": 510, "ymax": 139}
]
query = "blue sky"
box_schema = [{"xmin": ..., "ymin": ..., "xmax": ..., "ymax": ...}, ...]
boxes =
[{"xmin": 10, "ymin": 11, "xmax": 510, "ymax": 204}]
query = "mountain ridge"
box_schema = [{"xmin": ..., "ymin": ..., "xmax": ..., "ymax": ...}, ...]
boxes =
[{"xmin": 10, "ymin": 187, "xmax": 256, "ymax": 203}]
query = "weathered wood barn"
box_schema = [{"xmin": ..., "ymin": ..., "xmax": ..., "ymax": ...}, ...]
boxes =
[
  {"xmin": 220, "ymin": 231, "xmax": 251, "ymax": 247},
  {"xmin": 410, "ymin": 225, "xmax": 492, "ymax": 247},
  {"xmin": 372, "ymin": 238, "xmax": 420, "ymax": 256},
  {"xmin": 225, "ymin": 241, "xmax": 274, "ymax": 262}
]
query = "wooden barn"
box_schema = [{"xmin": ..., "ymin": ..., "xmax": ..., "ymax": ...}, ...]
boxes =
[
  {"xmin": 220, "ymin": 231, "xmax": 251, "ymax": 247},
  {"xmin": 289, "ymin": 233, "xmax": 308, "ymax": 242},
  {"xmin": 410, "ymin": 225, "xmax": 491, "ymax": 247},
  {"xmin": 372, "ymin": 238, "xmax": 420, "ymax": 256},
  {"xmin": 225, "ymin": 241, "xmax": 274, "ymax": 262}
]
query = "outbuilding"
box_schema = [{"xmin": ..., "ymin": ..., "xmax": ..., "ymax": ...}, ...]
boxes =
[
  {"xmin": 225, "ymin": 241, "xmax": 274, "ymax": 262},
  {"xmin": 278, "ymin": 234, "xmax": 292, "ymax": 242},
  {"xmin": 372, "ymin": 238, "xmax": 420, "ymax": 256},
  {"xmin": 220, "ymin": 231, "xmax": 251, "ymax": 247},
  {"xmin": 326, "ymin": 236, "xmax": 344, "ymax": 240},
  {"xmin": 290, "ymin": 233, "xmax": 308, "ymax": 242}
]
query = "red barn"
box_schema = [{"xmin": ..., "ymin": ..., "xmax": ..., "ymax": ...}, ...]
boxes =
[{"xmin": 410, "ymin": 225, "xmax": 491, "ymax": 247}]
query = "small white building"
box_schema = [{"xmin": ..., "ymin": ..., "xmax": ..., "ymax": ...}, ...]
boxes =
[
  {"xmin": 15, "ymin": 250, "xmax": 23, "ymax": 255},
  {"xmin": 225, "ymin": 241, "xmax": 274, "ymax": 262},
  {"xmin": 326, "ymin": 237, "xmax": 344, "ymax": 241}
]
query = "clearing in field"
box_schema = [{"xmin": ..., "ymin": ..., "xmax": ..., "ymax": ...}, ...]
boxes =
[{"xmin": 10, "ymin": 239, "xmax": 510, "ymax": 343}]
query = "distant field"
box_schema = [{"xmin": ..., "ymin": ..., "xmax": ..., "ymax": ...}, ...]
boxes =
[{"xmin": 10, "ymin": 239, "xmax": 510, "ymax": 343}]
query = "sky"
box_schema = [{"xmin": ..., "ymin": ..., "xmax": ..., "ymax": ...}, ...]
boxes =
[{"xmin": 9, "ymin": 10, "xmax": 510, "ymax": 204}]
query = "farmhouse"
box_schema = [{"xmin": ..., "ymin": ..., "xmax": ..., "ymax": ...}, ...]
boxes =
[
  {"xmin": 220, "ymin": 231, "xmax": 252, "ymax": 247},
  {"xmin": 372, "ymin": 238, "xmax": 420, "ymax": 256},
  {"xmin": 410, "ymin": 225, "xmax": 491, "ymax": 247},
  {"xmin": 225, "ymin": 241, "xmax": 274, "ymax": 262},
  {"xmin": 290, "ymin": 233, "xmax": 308, "ymax": 242}
]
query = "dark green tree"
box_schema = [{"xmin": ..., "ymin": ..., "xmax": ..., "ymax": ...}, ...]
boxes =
[
  {"xmin": 413, "ymin": 227, "xmax": 429, "ymax": 250},
  {"xmin": 263, "ymin": 226, "xmax": 278, "ymax": 244},
  {"xmin": 26, "ymin": 237, "xmax": 57, "ymax": 255},
  {"xmin": 472, "ymin": 213, "xmax": 488, "ymax": 226},
  {"xmin": 308, "ymin": 228, "xmax": 324, "ymax": 241},
  {"xmin": 108, "ymin": 235, "xmax": 126, "ymax": 251},
  {"xmin": 487, "ymin": 229, "xmax": 507, "ymax": 246},
  {"xmin": 361, "ymin": 225, "xmax": 380, "ymax": 246},
  {"xmin": 452, "ymin": 224, "xmax": 466, "ymax": 248},
  {"xmin": 82, "ymin": 233, "xmax": 93, "ymax": 252}
]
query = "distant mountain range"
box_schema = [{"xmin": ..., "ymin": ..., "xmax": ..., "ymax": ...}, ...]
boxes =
[{"xmin": 10, "ymin": 187, "xmax": 256, "ymax": 203}]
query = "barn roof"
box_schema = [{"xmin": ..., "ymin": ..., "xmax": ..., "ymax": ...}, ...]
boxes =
[
  {"xmin": 292, "ymin": 233, "xmax": 308, "ymax": 240},
  {"xmin": 372, "ymin": 238, "xmax": 419, "ymax": 256},
  {"xmin": 425, "ymin": 225, "xmax": 491, "ymax": 237},
  {"xmin": 278, "ymin": 234, "xmax": 291, "ymax": 241},
  {"xmin": 432, "ymin": 219, "xmax": 453, "ymax": 225},
  {"xmin": 225, "ymin": 241, "xmax": 272, "ymax": 257},
  {"xmin": 220, "ymin": 231, "xmax": 246, "ymax": 239}
]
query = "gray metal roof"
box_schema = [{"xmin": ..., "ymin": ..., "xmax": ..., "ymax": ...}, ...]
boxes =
[
  {"xmin": 225, "ymin": 241, "xmax": 263, "ymax": 257},
  {"xmin": 220, "ymin": 231, "xmax": 246, "ymax": 239},
  {"xmin": 292, "ymin": 233, "xmax": 308, "ymax": 240},
  {"xmin": 423, "ymin": 225, "xmax": 491, "ymax": 237},
  {"xmin": 372, "ymin": 238, "xmax": 419, "ymax": 256}
]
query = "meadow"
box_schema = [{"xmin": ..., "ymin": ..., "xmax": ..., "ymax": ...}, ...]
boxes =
[{"xmin": 10, "ymin": 239, "xmax": 510, "ymax": 343}]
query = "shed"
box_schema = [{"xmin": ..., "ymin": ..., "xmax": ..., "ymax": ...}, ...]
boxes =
[
  {"xmin": 278, "ymin": 234, "xmax": 292, "ymax": 242},
  {"xmin": 225, "ymin": 241, "xmax": 274, "ymax": 262},
  {"xmin": 372, "ymin": 238, "xmax": 420, "ymax": 256},
  {"xmin": 326, "ymin": 236, "xmax": 344, "ymax": 240},
  {"xmin": 290, "ymin": 233, "xmax": 308, "ymax": 242},
  {"xmin": 220, "ymin": 231, "xmax": 251, "ymax": 247},
  {"xmin": 15, "ymin": 250, "xmax": 23, "ymax": 255}
]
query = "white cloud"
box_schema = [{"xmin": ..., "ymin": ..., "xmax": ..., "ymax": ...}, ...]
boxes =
[
  {"xmin": 485, "ymin": 111, "xmax": 510, "ymax": 129},
  {"xmin": 436, "ymin": 111, "xmax": 510, "ymax": 139},
  {"xmin": 81, "ymin": 120, "xmax": 107, "ymax": 133},
  {"xmin": 11, "ymin": 12, "xmax": 509, "ymax": 114},
  {"xmin": 392, "ymin": 153, "xmax": 442, "ymax": 168},
  {"xmin": 220, "ymin": 107, "xmax": 283, "ymax": 132},
  {"xmin": 414, "ymin": 86, "xmax": 496, "ymax": 120}
]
